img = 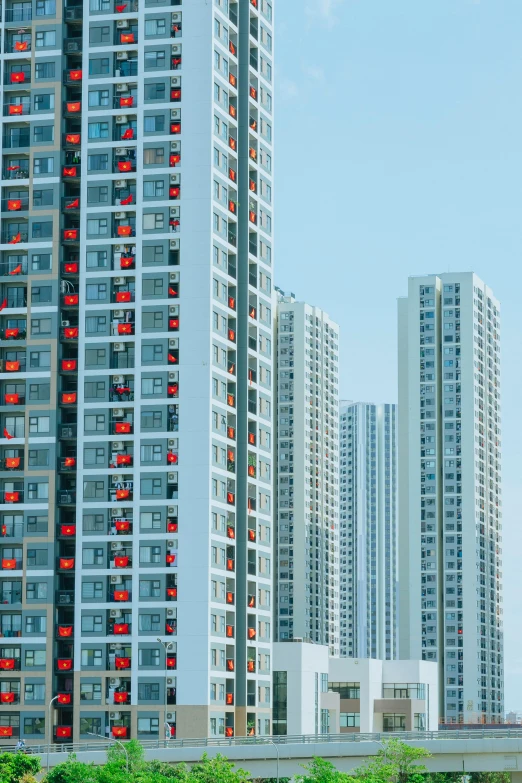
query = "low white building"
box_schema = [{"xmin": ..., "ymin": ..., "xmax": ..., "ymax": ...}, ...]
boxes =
[{"xmin": 273, "ymin": 641, "xmax": 438, "ymax": 735}]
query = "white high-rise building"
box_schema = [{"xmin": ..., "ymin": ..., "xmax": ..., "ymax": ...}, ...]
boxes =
[
  {"xmin": 275, "ymin": 293, "xmax": 340, "ymax": 656},
  {"xmin": 0, "ymin": 0, "xmax": 275, "ymax": 746},
  {"xmin": 398, "ymin": 272, "xmax": 503, "ymax": 724},
  {"xmin": 339, "ymin": 402, "xmax": 398, "ymax": 660}
]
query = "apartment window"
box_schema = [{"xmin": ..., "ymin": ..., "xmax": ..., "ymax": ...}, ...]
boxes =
[
  {"xmin": 36, "ymin": 0, "xmax": 55, "ymax": 13},
  {"xmin": 84, "ymin": 414, "xmax": 105, "ymax": 432},
  {"xmin": 35, "ymin": 30, "xmax": 56, "ymax": 46},
  {"xmin": 138, "ymin": 649, "xmax": 160, "ymax": 666},
  {"xmin": 25, "ymin": 616, "xmax": 46, "ymax": 633},
  {"xmin": 139, "ymin": 613, "xmax": 161, "ymax": 631},
  {"xmin": 29, "ymin": 350, "xmax": 50, "ymax": 368},
  {"xmin": 26, "ymin": 515, "xmax": 47, "ymax": 532},
  {"xmin": 145, "ymin": 50, "xmax": 166, "ymax": 68},
  {"xmin": 87, "ymin": 218, "xmax": 108, "ymax": 235},
  {"xmin": 82, "ymin": 547, "xmax": 104, "ymax": 565},
  {"xmin": 89, "ymin": 24, "xmax": 110, "ymax": 42},
  {"xmin": 81, "ymin": 649, "xmax": 103, "ymax": 667},
  {"xmin": 80, "ymin": 718, "xmax": 102, "ymax": 735},
  {"xmin": 87, "ymin": 154, "xmax": 108, "ymax": 172},
  {"xmin": 145, "ymin": 18, "xmax": 166, "ymax": 35},
  {"xmin": 81, "ymin": 582, "xmax": 104, "ymax": 599},
  {"xmin": 144, "ymin": 180, "xmax": 165, "ymax": 198},
  {"xmin": 138, "ymin": 683, "xmax": 160, "ymax": 700},
  {"xmin": 26, "ymin": 582, "xmax": 47, "ymax": 600},
  {"xmin": 143, "ymin": 213, "xmax": 164, "ymax": 230},
  {"xmin": 140, "ymin": 511, "xmax": 162, "ymax": 530},
  {"xmin": 30, "ymin": 318, "xmax": 51, "ymax": 335},
  {"xmin": 89, "ymin": 57, "xmax": 110, "ymax": 75},
  {"xmin": 24, "ymin": 717, "xmax": 45, "ymax": 735},
  {"xmin": 328, "ymin": 682, "xmax": 360, "ymax": 699},
  {"xmin": 80, "ymin": 684, "xmax": 101, "ymax": 701},
  {"xmin": 88, "ymin": 122, "xmax": 109, "ymax": 140},
  {"xmin": 141, "ymin": 377, "xmax": 162, "ymax": 395},
  {"xmin": 83, "ymin": 514, "xmax": 104, "ymax": 532},
  {"xmin": 32, "ymin": 189, "xmax": 53, "ymax": 207},
  {"xmin": 140, "ymin": 478, "xmax": 162, "ymax": 496},
  {"xmin": 35, "ymin": 62, "xmax": 55, "ymax": 79},
  {"xmin": 86, "ymin": 316, "xmax": 107, "ymax": 334},
  {"xmin": 143, "ymin": 278, "xmax": 164, "ymax": 296},
  {"xmin": 24, "ymin": 683, "xmax": 45, "ymax": 702},
  {"xmin": 33, "ymin": 157, "xmax": 54, "ymax": 174},
  {"xmin": 25, "ymin": 650, "xmax": 46, "ymax": 667},
  {"xmin": 86, "ymin": 250, "xmax": 108, "ymax": 268},
  {"xmin": 139, "ymin": 579, "xmax": 161, "ymax": 597},
  {"xmin": 32, "ymin": 222, "xmax": 52, "ymax": 240},
  {"xmin": 80, "ymin": 615, "xmax": 102, "ymax": 633},
  {"xmin": 138, "ymin": 718, "xmax": 159, "ymax": 735},
  {"xmin": 140, "ymin": 444, "xmax": 162, "ymax": 463},
  {"xmin": 28, "ymin": 416, "xmax": 50, "ymax": 434},
  {"xmin": 84, "ymin": 447, "xmax": 104, "ymax": 466},
  {"xmin": 28, "ymin": 450, "xmax": 49, "ymax": 467},
  {"xmin": 143, "ymin": 148, "xmax": 165, "ymax": 165},
  {"xmin": 143, "ymin": 245, "xmax": 164, "ymax": 264},
  {"xmin": 34, "ymin": 94, "xmax": 54, "ymax": 111},
  {"xmin": 88, "ymin": 90, "xmax": 109, "ymax": 107},
  {"xmin": 85, "ymin": 348, "xmax": 106, "ymax": 367},
  {"xmin": 144, "ymin": 83, "xmax": 166, "ymax": 101},
  {"xmin": 141, "ymin": 409, "xmax": 162, "ymax": 427},
  {"xmin": 86, "ymin": 283, "xmax": 107, "ymax": 300},
  {"xmin": 144, "ymin": 115, "xmax": 165, "ymax": 132}
]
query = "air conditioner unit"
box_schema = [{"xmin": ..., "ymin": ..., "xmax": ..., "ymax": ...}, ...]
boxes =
[
  {"xmin": 170, "ymin": 109, "xmax": 180, "ymax": 120},
  {"xmin": 111, "ymin": 508, "xmax": 124, "ymax": 517},
  {"xmin": 168, "ymin": 372, "xmax": 178, "ymax": 382},
  {"xmin": 169, "ymin": 272, "xmax": 179, "ymax": 282},
  {"xmin": 113, "ymin": 343, "xmax": 125, "ymax": 352},
  {"xmin": 113, "ymin": 409, "xmax": 124, "ymax": 418},
  {"xmin": 167, "ymin": 608, "xmax": 175, "ymax": 617},
  {"xmin": 172, "ymin": 12, "xmax": 181, "ymax": 20},
  {"xmin": 169, "ymin": 207, "xmax": 179, "ymax": 218},
  {"xmin": 172, "ymin": 44, "xmax": 181, "ymax": 53},
  {"xmin": 116, "ymin": 19, "xmax": 129, "ymax": 26},
  {"xmin": 170, "ymin": 174, "xmax": 180, "ymax": 185},
  {"xmin": 110, "ymin": 610, "xmax": 122, "ymax": 619},
  {"xmin": 113, "ymin": 311, "xmax": 125, "ymax": 320},
  {"xmin": 61, "ymin": 426, "xmax": 73, "ymax": 438},
  {"xmin": 168, "ymin": 339, "xmax": 178, "ymax": 349},
  {"xmin": 169, "ymin": 239, "xmax": 179, "ymax": 250},
  {"xmin": 170, "ymin": 76, "xmax": 180, "ymax": 87},
  {"xmin": 115, "ymin": 148, "xmax": 127, "ymax": 156},
  {"xmin": 170, "ymin": 141, "xmax": 180, "ymax": 152},
  {"xmin": 112, "ymin": 475, "xmax": 123, "ymax": 484},
  {"xmin": 117, "ymin": 52, "xmax": 128, "ymax": 60},
  {"xmin": 166, "ymin": 713, "xmax": 174, "ymax": 721},
  {"xmin": 111, "ymin": 542, "xmax": 123, "ymax": 550},
  {"xmin": 114, "ymin": 277, "xmax": 126, "ymax": 285},
  {"xmin": 111, "ymin": 575, "xmax": 122, "ymax": 584},
  {"xmin": 113, "ymin": 375, "xmax": 124, "ymax": 384},
  {"xmin": 114, "ymin": 246, "xmax": 124, "ymax": 253},
  {"xmin": 167, "ymin": 678, "xmax": 174, "ymax": 686},
  {"xmin": 112, "ymin": 442, "xmax": 124, "ymax": 452},
  {"xmin": 61, "ymin": 320, "xmax": 70, "ymax": 327},
  {"xmin": 168, "ymin": 506, "xmax": 176, "ymax": 516},
  {"xmin": 110, "ymin": 712, "xmax": 121, "ymax": 720},
  {"xmin": 167, "ymin": 474, "xmax": 176, "ymax": 484},
  {"xmin": 168, "ymin": 439, "xmax": 176, "ymax": 448},
  {"xmin": 109, "ymin": 677, "xmax": 121, "ymax": 686},
  {"xmin": 116, "ymin": 83, "xmax": 128, "ymax": 92},
  {"xmin": 169, "ymin": 306, "xmax": 178, "ymax": 316},
  {"xmin": 115, "ymin": 211, "xmax": 126, "ymax": 219},
  {"xmin": 115, "ymin": 117, "xmax": 127, "ymax": 126}
]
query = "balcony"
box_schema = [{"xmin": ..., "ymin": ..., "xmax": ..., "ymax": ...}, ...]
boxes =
[
  {"xmin": 115, "ymin": 61, "xmax": 138, "ymax": 78},
  {"xmin": 2, "ymin": 132, "xmax": 30, "ymax": 149},
  {"xmin": 63, "ymin": 68, "xmax": 83, "ymax": 85},
  {"xmin": 62, "ymin": 164, "xmax": 81, "ymax": 179},
  {"xmin": 2, "ymin": 166, "xmax": 29, "ymax": 181},
  {"xmin": 0, "ymin": 587, "xmax": 21, "ymax": 604},
  {"xmin": 5, "ymin": 7, "xmax": 32, "ymax": 22},
  {"xmin": 1, "ymin": 228, "xmax": 28, "ymax": 245},
  {"xmin": 1, "ymin": 198, "xmax": 28, "ymax": 214},
  {"xmin": 4, "ymin": 99, "xmax": 30, "ymax": 117},
  {"xmin": 55, "ymin": 590, "xmax": 75, "ymax": 605},
  {"xmin": 64, "ymin": 37, "xmax": 82, "ymax": 53},
  {"xmin": 113, "ymin": 95, "xmax": 137, "ymax": 110},
  {"xmin": 6, "ymin": 67, "xmax": 31, "ymax": 87},
  {"xmin": 64, "ymin": 4, "xmax": 83, "ymax": 20},
  {"xmin": 0, "ymin": 521, "xmax": 23, "ymax": 537},
  {"xmin": 1, "ymin": 556, "xmax": 22, "ymax": 569},
  {"xmin": 58, "ymin": 490, "xmax": 76, "ymax": 505}
]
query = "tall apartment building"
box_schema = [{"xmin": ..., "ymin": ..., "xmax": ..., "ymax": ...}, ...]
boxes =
[
  {"xmin": 398, "ymin": 273, "xmax": 503, "ymax": 723},
  {"xmin": 339, "ymin": 402, "xmax": 398, "ymax": 660},
  {"xmin": 275, "ymin": 293, "xmax": 340, "ymax": 656},
  {"xmin": 0, "ymin": 0, "xmax": 275, "ymax": 745}
]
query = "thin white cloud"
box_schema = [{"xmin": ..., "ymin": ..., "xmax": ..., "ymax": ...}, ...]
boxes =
[
  {"xmin": 306, "ymin": 0, "xmax": 345, "ymax": 28},
  {"xmin": 279, "ymin": 78, "xmax": 299, "ymax": 99},
  {"xmin": 302, "ymin": 64, "xmax": 325, "ymax": 83}
]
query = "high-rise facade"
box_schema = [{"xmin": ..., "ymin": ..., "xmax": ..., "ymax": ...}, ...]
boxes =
[
  {"xmin": 0, "ymin": 0, "xmax": 275, "ymax": 745},
  {"xmin": 339, "ymin": 401, "xmax": 398, "ymax": 660},
  {"xmin": 275, "ymin": 293, "xmax": 340, "ymax": 656},
  {"xmin": 398, "ymin": 272, "xmax": 503, "ymax": 723}
]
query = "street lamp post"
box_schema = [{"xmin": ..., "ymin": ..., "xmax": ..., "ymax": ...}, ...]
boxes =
[
  {"xmin": 157, "ymin": 637, "xmax": 173, "ymax": 745},
  {"xmin": 87, "ymin": 732, "xmax": 129, "ymax": 773},
  {"xmin": 266, "ymin": 739, "xmax": 279, "ymax": 783},
  {"xmin": 46, "ymin": 695, "xmax": 59, "ymax": 774}
]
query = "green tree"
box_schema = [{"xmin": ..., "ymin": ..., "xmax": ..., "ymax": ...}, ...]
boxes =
[
  {"xmin": 106, "ymin": 738, "xmax": 144, "ymax": 773},
  {"xmin": 43, "ymin": 755, "xmax": 98, "ymax": 783},
  {"xmin": 470, "ymin": 775, "xmax": 510, "ymax": 783},
  {"xmin": 0, "ymin": 753, "xmax": 40, "ymax": 783},
  {"xmin": 295, "ymin": 757, "xmax": 355, "ymax": 783},
  {"xmin": 189, "ymin": 753, "xmax": 251, "ymax": 783},
  {"xmin": 352, "ymin": 739, "xmax": 430, "ymax": 783}
]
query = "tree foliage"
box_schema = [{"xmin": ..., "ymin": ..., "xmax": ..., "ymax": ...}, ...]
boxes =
[
  {"xmin": 0, "ymin": 753, "xmax": 41, "ymax": 783},
  {"xmin": 295, "ymin": 756, "xmax": 355, "ymax": 783},
  {"xmin": 352, "ymin": 739, "xmax": 430, "ymax": 783}
]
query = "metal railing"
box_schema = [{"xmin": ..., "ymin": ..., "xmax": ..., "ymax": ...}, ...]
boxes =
[{"xmin": 5, "ymin": 728, "xmax": 522, "ymax": 756}]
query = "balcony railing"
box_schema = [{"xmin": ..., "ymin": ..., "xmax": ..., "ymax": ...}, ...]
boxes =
[
  {"xmin": 1, "ymin": 229, "xmax": 28, "ymax": 244},
  {"xmin": 2, "ymin": 133, "xmax": 30, "ymax": 149},
  {"xmin": 5, "ymin": 8, "xmax": 32, "ymax": 21}
]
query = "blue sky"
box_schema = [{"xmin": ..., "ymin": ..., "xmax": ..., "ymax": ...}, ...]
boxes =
[{"xmin": 274, "ymin": 0, "xmax": 522, "ymax": 708}]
